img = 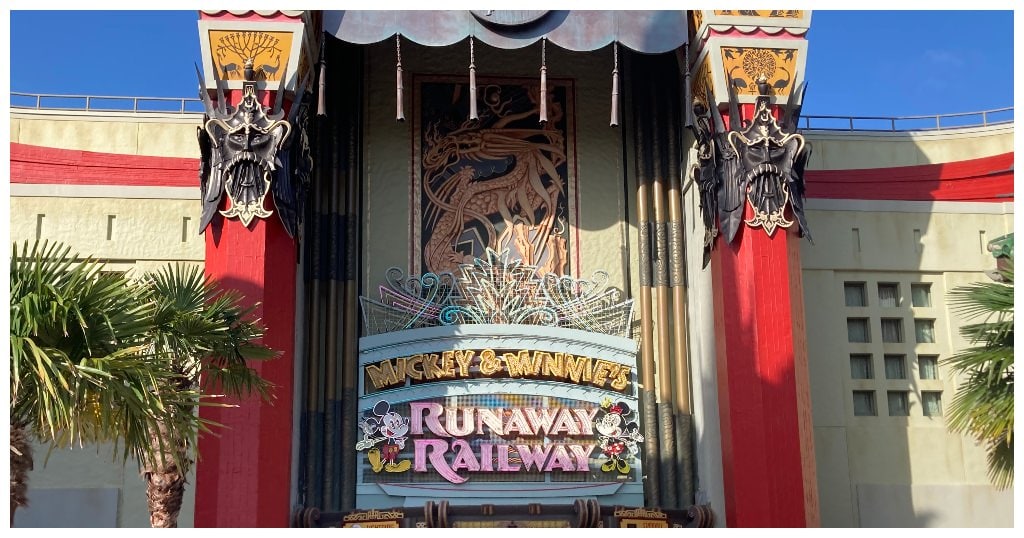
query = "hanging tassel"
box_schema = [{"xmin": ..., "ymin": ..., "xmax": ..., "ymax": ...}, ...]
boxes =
[
  {"xmin": 539, "ymin": 37, "xmax": 548, "ymax": 125},
  {"xmin": 396, "ymin": 34, "xmax": 405, "ymax": 122},
  {"xmin": 469, "ymin": 36, "xmax": 478, "ymax": 121},
  {"xmin": 317, "ymin": 37, "xmax": 327, "ymax": 117},
  {"xmin": 610, "ymin": 41, "xmax": 620, "ymax": 127}
]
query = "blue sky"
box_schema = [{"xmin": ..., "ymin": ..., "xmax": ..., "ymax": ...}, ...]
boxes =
[{"xmin": 8, "ymin": 10, "xmax": 1015, "ymax": 121}]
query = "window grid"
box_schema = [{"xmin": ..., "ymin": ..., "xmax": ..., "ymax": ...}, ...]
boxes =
[
  {"xmin": 843, "ymin": 277, "xmax": 946, "ymax": 419},
  {"xmin": 881, "ymin": 318, "xmax": 904, "ymax": 343},
  {"xmin": 847, "ymin": 318, "xmax": 870, "ymax": 343},
  {"xmin": 915, "ymin": 319, "xmax": 936, "ymax": 343},
  {"xmin": 918, "ymin": 355, "xmax": 940, "ymax": 380},
  {"xmin": 878, "ymin": 283, "xmax": 900, "ymax": 308},
  {"xmin": 922, "ymin": 391, "xmax": 943, "ymax": 417},
  {"xmin": 850, "ymin": 354, "xmax": 873, "ymax": 379},
  {"xmin": 844, "ymin": 282, "xmax": 867, "ymax": 307},
  {"xmin": 853, "ymin": 391, "xmax": 876, "ymax": 416},
  {"xmin": 887, "ymin": 391, "xmax": 910, "ymax": 416},
  {"xmin": 911, "ymin": 283, "xmax": 932, "ymax": 307},
  {"xmin": 884, "ymin": 355, "xmax": 906, "ymax": 379}
]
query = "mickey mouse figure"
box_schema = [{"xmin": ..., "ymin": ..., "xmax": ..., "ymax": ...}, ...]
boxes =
[
  {"xmin": 358, "ymin": 401, "xmax": 412, "ymax": 473},
  {"xmin": 595, "ymin": 400, "xmax": 644, "ymax": 475}
]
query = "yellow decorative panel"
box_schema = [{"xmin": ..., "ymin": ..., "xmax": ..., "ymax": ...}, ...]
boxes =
[
  {"xmin": 208, "ymin": 29, "xmax": 294, "ymax": 82},
  {"xmin": 720, "ymin": 46, "xmax": 799, "ymax": 97},
  {"xmin": 714, "ymin": 10, "xmax": 803, "ymax": 18},
  {"xmin": 691, "ymin": 55, "xmax": 714, "ymax": 109}
]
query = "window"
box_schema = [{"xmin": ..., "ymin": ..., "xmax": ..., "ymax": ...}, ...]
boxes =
[
  {"xmin": 878, "ymin": 283, "xmax": 900, "ymax": 307},
  {"xmin": 915, "ymin": 319, "xmax": 936, "ymax": 343},
  {"xmin": 922, "ymin": 391, "xmax": 943, "ymax": 417},
  {"xmin": 850, "ymin": 354, "xmax": 873, "ymax": 379},
  {"xmin": 847, "ymin": 318, "xmax": 870, "ymax": 343},
  {"xmin": 853, "ymin": 391, "xmax": 877, "ymax": 416},
  {"xmin": 884, "ymin": 355, "xmax": 907, "ymax": 379},
  {"xmin": 911, "ymin": 283, "xmax": 932, "ymax": 307},
  {"xmin": 919, "ymin": 355, "xmax": 939, "ymax": 380},
  {"xmin": 844, "ymin": 282, "xmax": 867, "ymax": 307},
  {"xmin": 887, "ymin": 391, "xmax": 910, "ymax": 416},
  {"xmin": 881, "ymin": 318, "xmax": 904, "ymax": 343}
]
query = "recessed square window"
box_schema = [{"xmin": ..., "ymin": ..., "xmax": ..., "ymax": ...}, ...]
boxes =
[
  {"xmin": 847, "ymin": 318, "xmax": 870, "ymax": 343},
  {"xmin": 915, "ymin": 319, "xmax": 936, "ymax": 343},
  {"xmin": 884, "ymin": 354, "xmax": 907, "ymax": 379},
  {"xmin": 887, "ymin": 391, "xmax": 910, "ymax": 416},
  {"xmin": 911, "ymin": 283, "xmax": 932, "ymax": 307},
  {"xmin": 919, "ymin": 355, "xmax": 940, "ymax": 380},
  {"xmin": 850, "ymin": 354, "xmax": 873, "ymax": 379},
  {"xmin": 922, "ymin": 391, "xmax": 943, "ymax": 417},
  {"xmin": 878, "ymin": 283, "xmax": 900, "ymax": 307},
  {"xmin": 844, "ymin": 282, "xmax": 867, "ymax": 307},
  {"xmin": 881, "ymin": 318, "xmax": 904, "ymax": 343},
  {"xmin": 853, "ymin": 391, "xmax": 877, "ymax": 416}
]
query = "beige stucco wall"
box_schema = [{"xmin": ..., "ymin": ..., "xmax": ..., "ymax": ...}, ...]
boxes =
[
  {"xmin": 805, "ymin": 123, "xmax": 1013, "ymax": 170},
  {"xmin": 800, "ymin": 200, "xmax": 1014, "ymax": 527},
  {"xmin": 11, "ymin": 109, "xmax": 202, "ymax": 158}
]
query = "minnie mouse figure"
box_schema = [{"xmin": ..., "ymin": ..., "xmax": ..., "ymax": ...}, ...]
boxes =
[{"xmin": 595, "ymin": 401, "xmax": 644, "ymax": 474}]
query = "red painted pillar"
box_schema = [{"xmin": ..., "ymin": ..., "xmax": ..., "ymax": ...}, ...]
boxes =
[
  {"xmin": 688, "ymin": 10, "xmax": 818, "ymax": 527},
  {"xmin": 196, "ymin": 216, "xmax": 296, "ymax": 527},
  {"xmin": 193, "ymin": 10, "xmax": 307, "ymax": 527},
  {"xmin": 711, "ymin": 215, "xmax": 818, "ymax": 527}
]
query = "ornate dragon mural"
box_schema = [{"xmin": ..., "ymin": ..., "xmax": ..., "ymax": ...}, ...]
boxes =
[{"xmin": 416, "ymin": 78, "xmax": 574, "ymax": 277}]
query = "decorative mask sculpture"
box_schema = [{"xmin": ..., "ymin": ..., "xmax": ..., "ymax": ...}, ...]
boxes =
[
  {"xmin": 196, "ymin": 62, "xmax": 312, "ymax": 237},
  {"xmin": 688, "ymin": 75, "xmax": 811, "ymax": 267}
]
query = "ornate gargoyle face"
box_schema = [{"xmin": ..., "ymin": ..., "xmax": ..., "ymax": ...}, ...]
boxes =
[{"xmin": 204, "ymin": 83, "xmax": 291, "ymax": 227}]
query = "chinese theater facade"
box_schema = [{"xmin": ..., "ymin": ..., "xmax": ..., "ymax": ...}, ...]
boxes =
[{"xmin": 192, "ymin": 10, "xmax": 819, "ymax": 528}]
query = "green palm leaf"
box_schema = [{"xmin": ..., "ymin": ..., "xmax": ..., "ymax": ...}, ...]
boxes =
[{"xmin": 944, "ymin": 258, "xmax": 1013, "ymax": 489}]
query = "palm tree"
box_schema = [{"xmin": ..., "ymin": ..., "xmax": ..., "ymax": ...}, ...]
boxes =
[
  {"xmin": 945, "ymin": 258, "xmax": 1014, "ymax": 489},
  {"xmin": 9, "ymin": 240, "xmax": 198, "ymax": 525},
  {"xmin": 140, "ymin": 263, "xmax": 276, "ymax": 528}
]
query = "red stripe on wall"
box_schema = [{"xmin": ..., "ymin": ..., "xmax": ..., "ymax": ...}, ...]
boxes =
[
  {"xmin": 805, "ymin": 152, "xmax": 1013, "ymax": 202},
  {"xmin": 10, "ymin": 143, "xmax": 199, "ymax": 187}
]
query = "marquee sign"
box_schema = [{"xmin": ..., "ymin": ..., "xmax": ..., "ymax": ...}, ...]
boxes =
[{"xmin": 357, "ymin": 250, "xmax": 641, "ymax": 507}]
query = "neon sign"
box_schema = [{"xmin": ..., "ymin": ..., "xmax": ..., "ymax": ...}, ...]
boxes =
[
  {"xmin": 363, "ymin": 348, "xmax": 632, "ymax": 393},
  {"xmin": 356, "ymin": 398, "xmax": 642, "ymax": 484}
]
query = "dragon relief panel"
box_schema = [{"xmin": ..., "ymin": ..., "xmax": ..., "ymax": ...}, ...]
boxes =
[{"xmin": 415, "ymin": 78, "xmax": 575, "ymax": 277}]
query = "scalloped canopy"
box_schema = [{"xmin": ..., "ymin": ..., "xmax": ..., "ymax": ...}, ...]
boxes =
[{"xmin": 324, "ymin": 10, "xmax": 688, "ymax": 53}]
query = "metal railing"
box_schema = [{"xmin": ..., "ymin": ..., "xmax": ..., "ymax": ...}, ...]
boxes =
[
  {"xmin": 801, "ymin": 107, "xmax": 1013, "ymax": 132},
  {"xmin": 10, "ymin": 92, "xmax": 204, "ymax": 114},
  {"xmin": 11, "ymin": 92, "xmax": 1014, "ymax": 132}
]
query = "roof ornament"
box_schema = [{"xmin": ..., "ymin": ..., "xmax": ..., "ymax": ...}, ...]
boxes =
[
  {"xmin": 610, "ymin": 41, "xmax": 620, "ymax": 127},
  {"xmin": 396, "ymin": 34, "xmax": 405, "ymax": 122}
]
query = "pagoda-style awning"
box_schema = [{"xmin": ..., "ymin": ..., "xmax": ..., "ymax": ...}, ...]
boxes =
[{"xmin": 323, "ymin": 10, "xmax": 688, "ymax": 53}]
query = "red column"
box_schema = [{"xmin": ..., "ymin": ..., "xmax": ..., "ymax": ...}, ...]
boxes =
[
  {"xmin": 192, "ymin": 10, "xmax": 304, "ymax": 527},
  {"xmin": 711, "ymin": 200, "xmax": 819, "ymax": 527},
  {"xmin": 195, "ymin": 214, "xmax": 296, "ymax": 527}
]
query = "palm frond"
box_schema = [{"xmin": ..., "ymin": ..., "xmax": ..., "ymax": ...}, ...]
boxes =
[{"xmin": 943, "ymin": 256, "xmax": 1014, "ymax": 489}]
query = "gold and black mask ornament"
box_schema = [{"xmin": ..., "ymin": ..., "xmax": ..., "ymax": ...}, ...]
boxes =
[
  {"xmin": 195, "ymin": 61, "xmax": 312, "ymax": 236},
  {"xmin": 687, "ymin": 74, "xmax": 812, "ymax": 268}
]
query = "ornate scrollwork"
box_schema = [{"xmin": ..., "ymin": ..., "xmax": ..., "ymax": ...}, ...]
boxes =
[
  {"xmin": 359, "ymin": 248, "xmax": 634, "ymax": 338},
  {"xmin": 688, "ymin": 75, "xmax": 811, "ymax": 267}
]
